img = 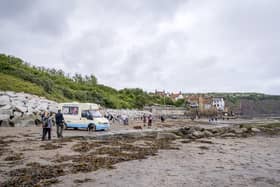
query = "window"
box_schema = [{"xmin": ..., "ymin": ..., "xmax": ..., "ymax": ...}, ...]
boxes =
[
  {"xmin": 81, "ymin": 110, "xmax": 89, "ymax": 118},
  {"xmin": 62, "ymin": 106, "xmax": 79, "ymax": 115},
  {"xmin": 89, "ymin": 110, "xmax": 102, "ymax": 118}
]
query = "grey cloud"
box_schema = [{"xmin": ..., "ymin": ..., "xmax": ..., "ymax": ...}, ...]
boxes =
[
  {"xmin": 0, "ymin": 0, "xmax": 34, "ymax": 19},
  {"xmin": 0, "ymin": 0, "xmax": 279, "ymax": 94},
  {"xmin": 0, "ymin": 0, "xmax": 75, "ymax": 36}
]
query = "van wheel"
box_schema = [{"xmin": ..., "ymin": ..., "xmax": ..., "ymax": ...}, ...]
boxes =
[
  {"xmin": 64, "ymin": 124, "xmax": 68, "ymax": 130},
  {"xmin": 88, "ymin": 123, "xmax": 96, "ymax": 132}
]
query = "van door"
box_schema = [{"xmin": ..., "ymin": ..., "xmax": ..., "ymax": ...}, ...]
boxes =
[{"xmin": 81, "ymin": 110, "xmax": 90, "ymax": 125}]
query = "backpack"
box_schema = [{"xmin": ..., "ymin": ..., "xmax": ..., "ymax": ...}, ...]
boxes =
[{"xmin": 43, "ymin": 117, "xmax": 49, "ymax": 128}]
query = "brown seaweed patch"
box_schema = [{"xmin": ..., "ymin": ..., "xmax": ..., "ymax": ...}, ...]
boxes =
[
  {"xmin": 198, "ymin": 146, "xmax": 210, "ymax": 150},
  {"xmin": 70, "ymin": 138, "xmax": 178, "ymax": 173},
  {"xmin": 1, "ymin": 163, "xmax": 65, "ymax": 187},
  {"xmin": 71, "ymin": 156, "xmax": 117, "ymax": 173},
  {"xmin": 72, "ymin": 141, "xmax": 109, "ymax": 152},
  {"xmin": 37, "ymin": 178, "xmax": 61, "ymax": 186},
  {"xmin": 52, "ymin": 138, "xmax": 74, "ymax": 143},
  {"xmin": 40, "ymin": 143, "xmax": 63, "ymax": 150},
  {"xmin": 4, "ymin": 153, "xmax": 23, "ymax": 161},
  {"xmin": 74, "ymin": 178, "xmax": 94, "ymax": 184},
  {"xmin": 54, "ymin": 155, "xmax": 79, "ymax": 163}
]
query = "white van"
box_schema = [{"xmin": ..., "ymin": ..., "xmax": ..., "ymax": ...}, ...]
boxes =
[{"xmin": 60, "ymin": 102, "xmax": 110, "ymax": 131}]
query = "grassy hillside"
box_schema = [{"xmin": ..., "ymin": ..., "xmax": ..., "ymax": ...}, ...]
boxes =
[
  {"xmin": 0, "ymin": 72, "xmax": 48, "ymax": 97},
  {"xmin": 0, "ymin": 54, "xmax": 166, "ymax": 109}
]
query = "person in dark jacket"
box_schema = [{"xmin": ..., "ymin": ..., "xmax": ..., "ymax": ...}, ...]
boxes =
[
  {"xmin": 55, "ymin": 109, "xmax": 64, "ymax": 138},
  {"xmin": 42, "ymin": 111, "xmax": 52, "ymax": 141},
  {"xmin": 148, "ymin": 114, "xmax": 152, "ymax": 128}
]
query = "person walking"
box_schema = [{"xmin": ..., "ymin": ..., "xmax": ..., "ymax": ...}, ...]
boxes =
[
  {"xmin": 55, "ymin": 109, "xmax": 64, "ymax": 138},
  {"xmin": 148, "ymin": 114, "xmax": 152, "ymax": 128},
  {"xmin": 42, "ymin": 111, "xmax": 52, "ymax": 141},
  {"xmin": 143, "ymin": 114, "xmax": 147, "ymax": 126},
  {"xmin": 160, "ymin": 115, "xmax": 165, "ymax": 123}
]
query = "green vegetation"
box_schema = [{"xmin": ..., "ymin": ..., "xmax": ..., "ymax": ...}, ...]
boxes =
[
  {"xmin": 0, "ymin": 54, "xmax": 170, "ymax": 109},
  {"xmin": 0, "ymin": 73, "xmax": 47, "ymax": 97},
  {"xmin": 1, "ymin": 54, "xmax": 279, "ymax": 110}
]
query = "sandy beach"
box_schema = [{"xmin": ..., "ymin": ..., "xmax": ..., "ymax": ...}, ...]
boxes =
[{"xmin": 0, "ymin": 118, "xmax": 280, "ymax": 187}]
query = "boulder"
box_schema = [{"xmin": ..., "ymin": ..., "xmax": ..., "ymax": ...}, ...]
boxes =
[
  {"xmin": 15, "ymin": 106, "xmax": 28, "ymax": 113},
  {"xmin": 251, "ymin": 128, "xmax": 261, "ymax": 133},
  {"xmin": 203, "ymin": 130, "xmax": 213, "ymax": 137},
  {"xmin": 173, "ymin": 130, "xmax": 184, "ymax": 137},
  {"xmin": 11, "ymin": 115, "xmax": 36, "ymax": 127},
  {"xmin": 179, "ymin": 128, "xmax": 190, "ymax": 135},
  {"xmin": 233, "ymin": 128, "xmax": 243, "ymax": 134},
  {"xmin": 0, "ymin": 114, "xmax": 10, "ymax": 121},
  {"xmin": 188, "ymin": 127, "xmax": 197, "ymax": 134},
  {"xmin": 5, "ymin": 91, "xmax": 17, "ymax": 98},
  {"xmin": 0, "ymin": 104, "xmax": 13, "ymax": 110},
  {"xmin": 194, "ymin": 126, "xmax": 204, "ymax": 131},
  {"xmin": 17, "ymin": 119, "xmax": 36, "ymax": 127},
  {"xmin": 192, "ymin": 131, "xmax": 204, "ymax": 138},
  {"xmin": 13, "ymin": 111, "xmax": 23, "ymax": 118},
  {"xmin": 209, "ymin": 128, "xmax": 219, "ymax": 134},
  {"xmin": 221, "ymin": 133, "xmax": 236, "ymax": 137},
  {"xmin": 157, "ymin": 132, "xmax": 179, "ymax": 140},
  {"xmin": 48, "ymin": 105, "xmax": 58, "ymax": 113},
  {"xmin": 240, "ymin": 128, "xmax": 248, "ymax": 133},
  {"xmin": 0, "ymin": 120, "xmax": 11, "ymax": 127},
  {"xmin": 0, "ymin": 95, "xmax": 10, "ymax": 106}
]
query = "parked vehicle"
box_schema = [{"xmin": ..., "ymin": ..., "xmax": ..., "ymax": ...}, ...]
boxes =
[
  {"xmin": 221, "ymin": 112, "xmax": 237, "ymax": 120},
  {"xmin": 60, "ymin": 102, "xmax": 110, "ymax": 131}
]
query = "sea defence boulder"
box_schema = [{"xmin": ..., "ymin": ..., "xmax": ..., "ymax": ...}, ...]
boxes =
[{"xmin": 0, "ymin": 91, "xmax": 58, "ymax": 127}]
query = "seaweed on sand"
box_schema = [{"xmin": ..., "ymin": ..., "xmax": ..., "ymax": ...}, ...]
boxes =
[
  {"xmin": 4, "ymin": 153, "xmax": 23, "ymax": 161},
  {"xmin": 1, "ymin": 163, "xmax": 66, "ymax": 187},
  {"xmin": 40, "ymin": 143, "xmax": 62, "ymax": 150}
]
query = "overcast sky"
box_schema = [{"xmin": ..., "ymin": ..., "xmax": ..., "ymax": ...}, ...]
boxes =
[{"xmin": 0, "ymin": 0, "xmax": 279, "ymax": 94}]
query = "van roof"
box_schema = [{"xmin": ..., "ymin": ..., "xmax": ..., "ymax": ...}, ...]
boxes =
[{"xmin": 59, "ymin": 102, "xmax": 100, "ymax": 110}]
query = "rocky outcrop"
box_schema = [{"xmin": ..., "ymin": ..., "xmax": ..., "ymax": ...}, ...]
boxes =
[
  {"xmin": 0, "ymin": 91, "xmax": 58, "ymax": 127},
  {"xmin": 156, "ymin": 132, "xmax": 180, "ymax": 140},
  {"xmin": 176, "ymin": 125, "xmax": 259, "ymax": 140}
]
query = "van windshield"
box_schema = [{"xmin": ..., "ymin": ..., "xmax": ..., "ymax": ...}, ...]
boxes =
[{"xmin": 89, "ymin": 110, "xmax": 102, "ymax": 118}]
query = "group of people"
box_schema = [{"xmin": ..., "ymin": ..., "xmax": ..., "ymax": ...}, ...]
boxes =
[
  {"xmin": 143, "ymin": 114, "xmax": 153, "ymax": 127},
  {"xmin": 104, "ymin": 113, "xmax": 129, "ymax": 125},
  {"xmin": 41, "ymin": 109, "xmax": 64, "ymax": 141}
]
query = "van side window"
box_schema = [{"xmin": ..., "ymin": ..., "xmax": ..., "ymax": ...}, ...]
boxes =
[
  {"xmin": 81, "ymin": 110, "xmax": 88, "ymax": 118},
  {"xmin": 62, "ymin": 106, "xmax": 79, "ymax": 115},
  {"xmin": 81, "ymin": 110, "xmax": 93, "ymax": 120}
]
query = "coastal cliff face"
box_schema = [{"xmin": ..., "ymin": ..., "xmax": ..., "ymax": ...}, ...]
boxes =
[{"xmin": 0, "ymin": 91, "xmax": 58, "ymax": 127}]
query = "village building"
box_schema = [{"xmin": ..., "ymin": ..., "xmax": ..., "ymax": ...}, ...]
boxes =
[
  {"xmin": 170, "ymin": 91, "xmax": 184, "ymax": 101},
  {"xmin": 212, "ymin": 97, "xmax": 225, "ymax": 111},
  {"xmin": 199, "ymin": 96, "xmax": 213, "ymax": 111},
  {"xmin": 186, "ymin": 95, "xmax": 199, "ymax": 108},
  {"xmin": 154, "ymin": 90, "xmax": 167, "ymax": 97}
]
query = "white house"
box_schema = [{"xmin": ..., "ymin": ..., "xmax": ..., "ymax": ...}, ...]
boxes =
[{"xmin": 212, "ymin": 97, "xmax": 225, "ymax": 111}]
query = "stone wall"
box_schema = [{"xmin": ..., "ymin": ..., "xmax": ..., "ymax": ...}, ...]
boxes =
[
  {"xmin": 104, "ymin": 109, "xmax": 152, "ymax": 119},
  {"xmin": 143, "ymin": 105, "xmax": 186, "ymax": 117},
  {"xmin": 0, "ymin": 91, "xmax": 58, "ymax": 127}
]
